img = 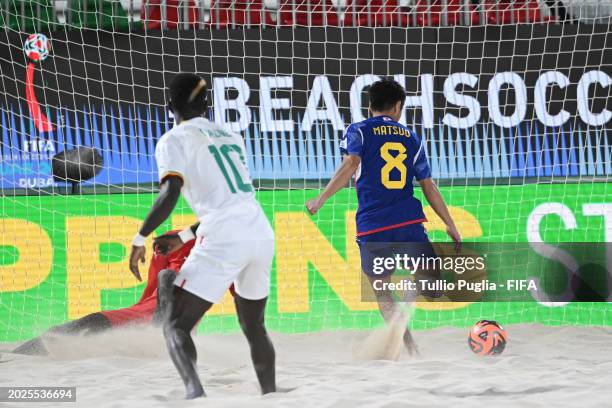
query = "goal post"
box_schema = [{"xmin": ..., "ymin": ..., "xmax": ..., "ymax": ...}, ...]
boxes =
[{"xmin": 0, "ymin": 2, "xmax": 611, "ymax": 342}]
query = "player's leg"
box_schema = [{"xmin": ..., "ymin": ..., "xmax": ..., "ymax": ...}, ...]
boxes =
[
  {"xmin": 48, "ymin": 312, "xmax": 111, "ymax": 335},
  {"xmin": 358, "ymin": 237, "xmax": 398, "ymax": 320},
  {"xmin": 365, "ymin": 274, "xmax": 418, "ymax": 355},
  {"xmin": 234, "ymin": 294, "xmax": 276, "ymax": 394},
  {"xmin": 233, "ymin": 238, "xmax": 276, "ymax": 394},
  {"xmin": 164, "ymin": 239, "xmax": 242, "ymax": 399},
  {"xmin": 359, "ymin": 234, "xmax": 419, "ymax": 355},
  {"xmin": 153, "ymin": 268, "xmax": 177, "ymax": 326},
  {"xmin": 12, "ymin": 338, "xmax": 48, "ymax": 355},
  {"xmin": 392, "ymin": 224, "xmax": 439, "ymax": 355},
  {"xmin": 12, "ymin": 312, "xmax": 111, "ymax": 355},
  {"xmin": 163, "ymin": 286, "xmax": 212, "ymax": 399},
  {"xmin": 366, "ymin": 274, "xmax": 397, "ymax": 320}
]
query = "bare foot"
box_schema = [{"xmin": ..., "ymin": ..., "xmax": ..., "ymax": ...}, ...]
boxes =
[
  {"xmin": 403, "ymin": 329, "xmax": 420, "ymax": 357},
  {"xmin": 185, "ymin": 382, "xmax": 205, "ymax": 399}
]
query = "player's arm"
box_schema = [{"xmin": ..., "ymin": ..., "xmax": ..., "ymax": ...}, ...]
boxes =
[
  {"xmin": 129, "ymin": 176, "xmax": 183, "ymax": 281},
  {"xmin": 419, "ymin": 178, "xmax": 461, "ymax": 249},
  {"xmin": 306, "ymin": 125, "xmax": 363, "ymax": 215},
  {"xmin": 306, "ymin": 154, "xmax": 361, "ymax": 215},
  {"xmin": 412, "ymin": 135, "xmax": 461, "ymax": 248},
  {"xmin": 140, "ymin": 177, "xmax": 183, "ymax": 237},
  {"xmin": 129, "ymin": 136, "xmax": 187, "ymax": 281}
]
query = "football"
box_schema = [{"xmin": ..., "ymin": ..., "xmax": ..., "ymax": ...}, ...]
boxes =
[
  {"xmin": 468, "ymin": 320, "xmax": 508, "ymax": 356},
  {"xmin": 24, "ymin": 33, "xmax": 50, "ymax": 62}
]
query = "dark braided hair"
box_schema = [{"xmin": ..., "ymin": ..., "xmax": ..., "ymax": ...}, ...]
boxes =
[{"xmin": 168, "ymin": 73, "xmax": 208, "ymax": 120}]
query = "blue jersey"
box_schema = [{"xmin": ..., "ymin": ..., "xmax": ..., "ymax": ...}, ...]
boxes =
[{"xmin": 340, "ymin": 115, "xmax": 431, "ymax": 237}]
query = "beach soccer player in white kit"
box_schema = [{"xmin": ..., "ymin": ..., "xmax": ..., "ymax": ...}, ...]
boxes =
[{"xmin": 128, "ymin": 73, "xmax": 276, "ymax": 399}]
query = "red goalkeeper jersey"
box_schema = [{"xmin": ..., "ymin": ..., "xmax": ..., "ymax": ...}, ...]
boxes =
[{"xmin": 101, "ymin": 231, "xmax": 195, "ymax": 326}]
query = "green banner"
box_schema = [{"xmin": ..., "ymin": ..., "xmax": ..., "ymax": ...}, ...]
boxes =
[{"xmin": 1, "ymin": 182, "xmax": 611, "ymax": 341}]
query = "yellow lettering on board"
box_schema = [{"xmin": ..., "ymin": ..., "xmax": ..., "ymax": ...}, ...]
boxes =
[
  {"xmin": 66, "ymin": 216, "xmax": 151, "ymax": 319},
  {"xmin": 275, "ymin": 211, "xmax": 376, "ymax": 313},
  {"xmin": 0, "ymin": 219, "xmax": 52, "ymax": 292}
]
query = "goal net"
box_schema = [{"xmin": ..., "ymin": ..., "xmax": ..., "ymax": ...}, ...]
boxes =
[{"xmin": 0, "ymin": 1, "xmax": 611, "ymax": 343}]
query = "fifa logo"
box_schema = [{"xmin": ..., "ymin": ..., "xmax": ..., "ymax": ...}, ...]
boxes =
[{"xmin": 22, "ymin": 139, "xmax": 55, "ymax": 153}]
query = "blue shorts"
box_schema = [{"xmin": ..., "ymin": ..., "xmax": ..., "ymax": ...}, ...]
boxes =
[{"xmin": 356, "ymin": 223, "xmax": 436, "ymax": 277}]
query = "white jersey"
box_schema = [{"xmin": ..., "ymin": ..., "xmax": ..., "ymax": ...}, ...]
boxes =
[{"xmin": 155, "ymin": 117, "xmax": 273, "ymax": 243}]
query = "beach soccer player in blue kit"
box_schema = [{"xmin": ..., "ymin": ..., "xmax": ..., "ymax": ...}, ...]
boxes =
[{"xmin": 306, "ymin": 78, "xmax": 461, "ymax": 354}]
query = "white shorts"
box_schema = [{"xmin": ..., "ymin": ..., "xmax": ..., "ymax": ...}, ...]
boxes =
[{"xmin": 174, "ymin": 237, "xmax": 274, "ymax": 304}]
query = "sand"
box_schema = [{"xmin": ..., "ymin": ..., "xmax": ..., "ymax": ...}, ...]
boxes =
[{"xmin": 1, "ymin": 324, "xmax": 612, "ymax": 408}]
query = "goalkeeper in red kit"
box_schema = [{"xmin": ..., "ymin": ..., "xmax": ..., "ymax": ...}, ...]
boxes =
[{"xmin": 12, "ymin": 228, "xmax": 210, "ymax": 355}]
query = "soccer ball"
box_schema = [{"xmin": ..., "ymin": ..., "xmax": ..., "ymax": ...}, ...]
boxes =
[
  {"xmin": 24, "ymin": 33, "xmax": 50, "ymax": 62},
  {"xmin": 468, "ymin": 320, "xmax": 507, "ymax": 356}
]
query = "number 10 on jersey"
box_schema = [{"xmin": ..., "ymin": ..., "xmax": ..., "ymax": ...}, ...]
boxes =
[{"xmin": 208, "ymin": 144, "xmax": 253, "ymax": 193}]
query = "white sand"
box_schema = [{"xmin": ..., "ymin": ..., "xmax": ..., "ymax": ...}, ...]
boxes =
[{"xmin": 2, "ymin": 324, "xmax": 612, "ymax": 408}]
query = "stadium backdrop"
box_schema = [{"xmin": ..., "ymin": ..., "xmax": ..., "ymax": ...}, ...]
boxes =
[{"xmin": 0, "ymin": 25, "xmax": 611, "ymax": 340}]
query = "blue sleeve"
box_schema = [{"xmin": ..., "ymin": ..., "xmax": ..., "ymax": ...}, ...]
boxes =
[
  {"xmin": 412, "ymin": 133, "xmax": 432, "ymax": 181},
  {"xmin": 339, "ymin": 124, "xmax": 363, "ymax": 156}
]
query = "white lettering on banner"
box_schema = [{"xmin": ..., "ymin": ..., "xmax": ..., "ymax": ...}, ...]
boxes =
[
  {"xmin": 213, "ymin": 77, "xmax": 251, "ymax": 132},
  {"xmin": 22, "ymin": 139, "xmax": 55, "ymax": 153},
  {"xmin": 534, "ymin": 71, "xmax": 571, "ymax": 128},
  {"xmin": 443, "ymin": 72, "xmax": 481, "ymax": 129},
  {"xmin": 583, "ymin": 204, "xmax": 612, "ymax": 302},
  {"xmin": 301, "ymin": 75, "xmax": 344, "ymax": 132},
  {"xmin": 210, "ymin": 72, "xmax": 611, "ymax": 132},
  {"xmin": 577, "ymin": 70, "xmax": 612, "ymax": 127},
  {"xmin": 405, "ymin": 74, "xmax": 434, "ymax": 129},
  {"xmin": 526, "ymin": 203, "xmax": 578, "ymax": 307},
  {"xmin": 488, "ymin": 72, "xmax": 528, "ymax": 128},
  {"xmin": 260, "ymin": 76, "xmax": 294, "ymax": 132},
  {"xmin": 18, "ymin": 177, "xmax": 55, "ymax": 188},
  {"xmin": 349, "ymin": 74, "xmax": 380, "ymax": 123},
  {"xmin": 391, "ymin": 74, "xmax": 408, "ymax": 125}
]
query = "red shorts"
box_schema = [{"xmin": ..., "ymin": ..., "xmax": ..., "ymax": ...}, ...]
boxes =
[
  {"xmin": 100, "ymin": 299, "xmax": 158, "ymax": 327},
  {"xmin": 101, "ymin": 285, "xmax": 237, "ymax": 327}
]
